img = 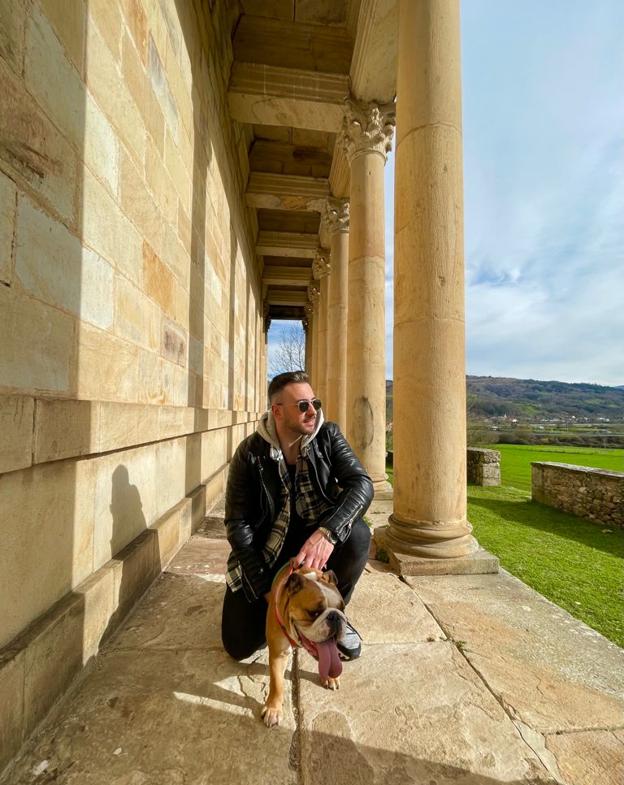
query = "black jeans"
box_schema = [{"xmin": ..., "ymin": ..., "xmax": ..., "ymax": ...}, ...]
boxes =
[{"xmin": 221, "ymin": 517, "xmax": 371, "ymax": 661}]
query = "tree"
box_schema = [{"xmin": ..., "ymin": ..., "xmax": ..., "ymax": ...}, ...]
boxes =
[{"xmin": 269, "ymin": 322, "xmax": 306, "ymax": 377}]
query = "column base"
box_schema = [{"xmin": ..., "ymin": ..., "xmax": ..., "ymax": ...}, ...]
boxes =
[
  {"xmin": 374, "ymin": 525, "xmax": 499, "ymax": 576},
  {"xmin": 372, "ymin": 478, "xmax": 393, "ymax": 500}
]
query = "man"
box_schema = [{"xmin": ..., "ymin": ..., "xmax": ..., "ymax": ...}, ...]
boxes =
[{"xmin": 221, "ymin": 370, "xmax": 374, "ymax": 662}]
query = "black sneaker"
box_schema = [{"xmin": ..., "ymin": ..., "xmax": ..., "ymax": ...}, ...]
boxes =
[{"xmin": 337, "ymin": 621, "xmax": 362, "ymax": 660}]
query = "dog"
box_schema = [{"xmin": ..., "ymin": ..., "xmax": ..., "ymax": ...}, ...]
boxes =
[{"xmin": 262, "ymin": 563, "xmax": 347, "ymax": 728}]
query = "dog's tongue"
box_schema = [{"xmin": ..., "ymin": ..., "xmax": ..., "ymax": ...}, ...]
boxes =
[{"xmin": 316, "ymin": 639, "xmax": 343, "ymax": 680}]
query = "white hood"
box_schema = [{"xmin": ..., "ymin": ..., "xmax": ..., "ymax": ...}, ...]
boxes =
[{"xmin": 257, "ymin": 408, "xmax": 324, "ymax": 461}]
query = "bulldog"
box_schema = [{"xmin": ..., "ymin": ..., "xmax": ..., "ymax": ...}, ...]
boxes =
[{"xmin": 262, "ymin": 563, "xmax": 347, "ymax": 728}]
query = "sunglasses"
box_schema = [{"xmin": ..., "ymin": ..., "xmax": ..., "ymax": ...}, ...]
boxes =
[{"xmin": 276, "ymin": 398, "xmax": 322, "ymax": 414}]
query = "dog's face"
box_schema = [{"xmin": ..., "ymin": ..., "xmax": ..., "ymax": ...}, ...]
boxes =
[{"xmin": 283, "ymin": 567, "xmax": 347, "ymax": 644}]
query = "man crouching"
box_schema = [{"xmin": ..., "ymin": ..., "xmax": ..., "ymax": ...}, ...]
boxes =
[{"xmin": 221, "ymin": 371, "xmax": 373, "ymax": 721}]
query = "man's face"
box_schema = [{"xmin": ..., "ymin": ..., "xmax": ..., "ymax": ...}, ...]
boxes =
[{"xmin": 272, "ymin": 382, "xmax": 319, "ymax": 438}]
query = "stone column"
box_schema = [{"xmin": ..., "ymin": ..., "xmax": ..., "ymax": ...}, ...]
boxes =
[
  {"xmin": 383, "ymin": 0, "xmax": 493, "ymax": 572},
  {"xmin": 307, "ymin": 284, "xmax": 320, "ymax": 388},
  {"xmin": 312, "ymin": 249, "xmax": 331, "ymax": 405},
  {"xmin": 303, "ymin": 304, "xmax": 314, "ymax": 376},
  {"xmin": 344, "ymin": 98, "xmax": 394, "ymax": 495},
  {"xmin": 324, "ymin": 197, "xmax": 349, "ymax": 430}
]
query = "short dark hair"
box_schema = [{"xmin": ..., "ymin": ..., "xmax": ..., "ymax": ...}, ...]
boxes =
[{"xmin": 268, "ymin": 371, "xmax": 310, "ymax": 402}]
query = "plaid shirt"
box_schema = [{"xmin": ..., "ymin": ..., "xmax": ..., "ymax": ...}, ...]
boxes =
[{"xmin": 226, "ymin": 446, "xmax": 331, "ymax": 596}]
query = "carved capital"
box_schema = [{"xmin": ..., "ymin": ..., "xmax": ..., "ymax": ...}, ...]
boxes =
[
  {"xmin": 304, "ymin": 302, "xmax": 314, "ymax": 318},
  {"xmin": 312, "ymin": 248, "xmax": 331, "ymax": 280},
  {"xmin": 343, "ymin": 98, "xmax": 395, "ymax": 163},
  {"xmin": 324, "ymin": 197, "xmax": 350, "ymax": 234},
  {"xmin": 307, "ymin": 285, "xmax": 320, "ymax": 307}
]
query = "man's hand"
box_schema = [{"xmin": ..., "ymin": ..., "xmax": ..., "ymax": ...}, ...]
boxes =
[{"xmin": 292, "ymin": 530, "xmax": 334, "ymax": 571}]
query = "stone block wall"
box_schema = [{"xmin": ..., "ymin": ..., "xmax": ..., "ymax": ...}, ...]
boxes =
[
  {"xmin": 0, "ymin": 0, "xmax": 266, "ymax": 767},
  {"xmin": 532, "ymin": 462, "xmax": 624, "ymax": 528},
  {"xmin": 467, "ymin": 448, "xmax": 501, "ymax": 486}
]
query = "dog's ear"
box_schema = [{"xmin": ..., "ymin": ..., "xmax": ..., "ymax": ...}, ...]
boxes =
[
  {"xmin": 321, "ymin": 569, "xmax": 339, "ymax": 586},
  {"xmin": 285, "ymin": 572, "xmax": 305, "ymax": 595}
]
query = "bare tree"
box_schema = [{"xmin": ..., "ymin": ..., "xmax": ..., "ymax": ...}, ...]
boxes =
[{"xmin": 269, "ymin": 322, "xmax": 306, "ymax": 377}]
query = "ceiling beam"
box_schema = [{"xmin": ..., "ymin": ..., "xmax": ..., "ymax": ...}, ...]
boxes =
[
  {"xmin": 256, "ymin": 231, "xmax": 319, "ymax": 259},
  {"xmin": 262, "ymin": 265, "xmax": 313, "ymax": 287},
  {"xmin": 266, "ymin": 289, "xmax": 310, "ymax": 307},
  {"xmin": 228, "ymin": 63, "xmax": 348, "ymax": 133},
  {"xmin": 246, "ymin": 173, "xmax": 330, "ymax": 212}
]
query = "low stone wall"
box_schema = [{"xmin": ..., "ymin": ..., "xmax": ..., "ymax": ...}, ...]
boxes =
[
  {"xmin": 532, "ymin": 462, "xmax": 624, "ymax": 528},
  {"xmin": 467, "ymin": 448, "xmax": 501, "ymax": 486}
]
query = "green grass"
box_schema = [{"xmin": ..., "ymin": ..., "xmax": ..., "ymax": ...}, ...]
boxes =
[
  {"xmin": 468, "ymin": 485, "xmax": 624, "ymax": 647},
  {"xmin": 385, "ymin": 456, "xmax": 624, "ymax": 648},
  {"xmin": 485, "ymin": 443, "xmax": 624, "ymax": 492}
]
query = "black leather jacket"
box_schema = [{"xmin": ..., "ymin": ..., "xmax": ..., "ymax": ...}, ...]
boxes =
[{"xmin": 225, "ymin": 421, "xmax": 373, "ymax": 600}]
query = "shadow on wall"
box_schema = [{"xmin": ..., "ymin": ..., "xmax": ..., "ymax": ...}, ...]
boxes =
[{"xmin": 102, "ymin": 465, "xmax": 156, "ymax": 645}]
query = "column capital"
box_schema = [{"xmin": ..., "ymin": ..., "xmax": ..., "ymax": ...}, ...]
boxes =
[
  {"xmin": 304, "ymin": 302, "xmax": 314, "ymax": 318},
  {"xmin": 324, "ymin": 197, "xmax": 350, "ymax": 235},
  {"xmin": 307, "ymin": 284, "xmax": 321, "ymax": 307},
  {"xmin": 343, "ymin": 97, "xmax": 395, "ymax": 164},
  {"xmin": 312, "ymin": 248, "xmax": 331, "ymax": 279}
]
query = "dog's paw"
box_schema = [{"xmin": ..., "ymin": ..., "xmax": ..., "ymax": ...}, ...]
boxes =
[
  {"xmin": 321, "ymin": 676, "xmax": 340, "ymax": 691},
  {"xmin": 261, "ymin": 704, "xmax": 282, "ymax": 728}
]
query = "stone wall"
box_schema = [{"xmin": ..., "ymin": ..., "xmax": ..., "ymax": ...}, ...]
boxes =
[
  {"xmin": 0, "ymin": 0, "xmax": 265, "ymax": 762},
  {"xmin": 467, "ymin": 448, "xmax": 501, "ymax": 486},
  {"xmin": 532, "ymin": 462, "xmax": 624, "ymax": 528}
]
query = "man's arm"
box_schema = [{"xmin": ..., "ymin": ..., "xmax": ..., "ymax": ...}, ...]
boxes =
[
  {"xmin": 293, "ymin": 423, "xmax": 373, "ymax": 569},
  {"xmin": 225, "ymin": 444, "xmax": 271, "ymax": 600},
  {"xmin": 316, "ymin": 422, "xmax": 374, "ymax": 541}
]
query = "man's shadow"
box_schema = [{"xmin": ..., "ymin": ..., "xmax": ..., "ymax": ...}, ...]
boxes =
[{"xmin": 102, "ymin": 465, "xmax": 158, "ymax": 644}]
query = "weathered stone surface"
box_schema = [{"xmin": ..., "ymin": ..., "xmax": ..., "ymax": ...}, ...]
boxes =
[
  {"xmin": 114, "ymin": 274, "xmax": 160, "ymax": 351},
  {"xmin": 467, "ymin": 447, "xmax": 501, "ymax": 486},
  {"xmin": 545, "ymin": 729, "xmax": 624, "ymax": 785},
  {"xmin": 22, "ymin": 593, "xmax": 86, "ymax": 733},
  {"xmin": 110, "ymin": 572, "xmax": 223, "ymax": 652},
  {"xmin": 376, "ymin": 526, "xmax": 499, "ymax": 575},
  {"xmin": 298, "ymin": 642, "xmax": 555, "ymax": 784},
  {"xmin": 346, "ymin": 570, "xmax": 444, "ymax": 644},
  {"xmin": 38, "ymin": 0, "xmax": 87, "ymax": 74},
  {"xmin": 15, "ymin": 194, "xmax": 114, "ymax": 330},
  {"xmin": 0, "ymin": 395, "xmax": 33, "ymax": 473},
  {"xmin": 4, "ymin": 649, "xmax": 296, "ymax": 785},
  {"xmin": 34, "ymin": 398, "xmax": 96, "ymax": 463},
  {"xmin": 533, "ymin": 462, "xmax": 624, "ymax": 528},
  {"xmin": 166, "ymin": 534, "xmax": 230, "ymax": 576},
  {"xmin": 0, "ymin": 0, "xmax": 28, "ymax": 73},
  {"xmin": 0, "ymin": 169, "xmax": 16, "ymax": 285},
  {"xmin": 25, "ymin": 5, "xmax": 86, "ymax": 150},
  {"xmin": 0, "ymin": 647, "xmax": 25, "ymax": 772},
  {"xmin": 406, "ymin": 571, "xmax": 624, "ymax": 733},
  {"xmin": 0, "ymin": 457, "xmax": 96, "ymax": 647}
]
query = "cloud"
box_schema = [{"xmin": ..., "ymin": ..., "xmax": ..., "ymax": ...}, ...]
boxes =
[{"xmin": 462, "ymin": 1, "xmax": 623, "ymax": 384}]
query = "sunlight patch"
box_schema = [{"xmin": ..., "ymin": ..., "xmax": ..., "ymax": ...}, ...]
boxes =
[{"xmin": 173, "ymin": 691, "xmax": 254, "ymax": 718}]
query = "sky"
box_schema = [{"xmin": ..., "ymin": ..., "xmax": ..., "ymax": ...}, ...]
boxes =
[{"xmin": 269, "ymin": 1, "xmax": 624, "ymax": 387}]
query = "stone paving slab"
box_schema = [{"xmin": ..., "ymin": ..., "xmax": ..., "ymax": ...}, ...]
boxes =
[
  {"xmin": 165, "ymin": 534, "xmax": 229, "ymax": 577},
  {"xmin": 109, "ymin": 572, "xmax": 224, "ymax": 652},
  {"xmin": 2, "ymin": 648, "xmax": 297, "ymax": 785},
  {"xmin": 347, "ymin": 568, "xmax": 445, "ymax": 644},
  {"xmin": 544, "ymin": 729, "xmax": 624, "ymax": 785},
  {"xmin": 405, "ymin": 571, "xmax": 624, "ymax": 734},
  {"xmin": 297, "ymin": 641, "xmax": 557, "ymax": 785}
]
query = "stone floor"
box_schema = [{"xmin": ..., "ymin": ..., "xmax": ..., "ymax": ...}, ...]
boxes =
[{"xmin": 3, "ymin": 501, "xmax": 624, "ymax": 785}]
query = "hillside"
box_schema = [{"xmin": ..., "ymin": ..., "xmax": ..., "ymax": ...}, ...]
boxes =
[{"xmin": 386, "ymin": 376, "xmax": 624, "ymax": 421}]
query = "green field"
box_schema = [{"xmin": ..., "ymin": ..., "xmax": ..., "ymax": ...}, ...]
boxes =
[
  {"xmin": 485, "ymin": 443, "xmax": 624, "ymax": 492},
  {"xmin": 386, "ymin": 445, "xmax": 624, "ymax": 647}
]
